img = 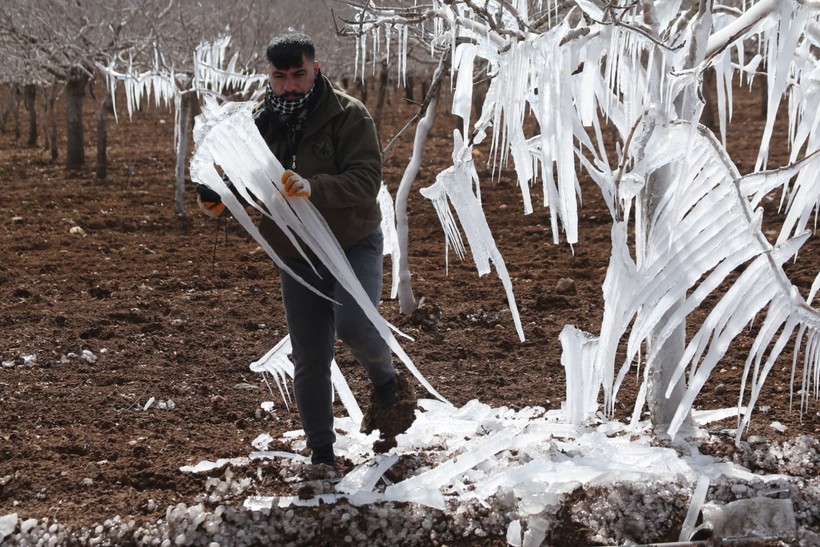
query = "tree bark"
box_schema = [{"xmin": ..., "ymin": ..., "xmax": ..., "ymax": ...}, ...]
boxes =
[{"xmin": 66, "ymin": 68, "xmax": 89, "ymax": 170}]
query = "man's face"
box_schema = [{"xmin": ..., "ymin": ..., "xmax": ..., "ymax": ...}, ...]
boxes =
[{"xmin": 268, "ymin": 54, "xmax": 319, "ymax": 99}]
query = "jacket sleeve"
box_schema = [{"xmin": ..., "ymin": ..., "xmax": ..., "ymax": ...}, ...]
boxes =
[{"xmin": 308, "ymin": 103, "xmax": 382, "ymax": 209}]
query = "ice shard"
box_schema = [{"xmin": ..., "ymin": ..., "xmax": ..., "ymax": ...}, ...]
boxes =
[{"xmin": 420, "ymin": 132, "xmax": 525, "ymax": 341}]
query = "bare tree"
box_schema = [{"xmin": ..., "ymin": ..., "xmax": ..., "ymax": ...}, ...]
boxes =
[{"xmin": 0, "ymin": 0, "xmax": 135, "ymax": 167}]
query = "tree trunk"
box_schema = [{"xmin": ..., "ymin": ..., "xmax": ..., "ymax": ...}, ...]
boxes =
[
  {"xmin": 395, "ymin": 57, "xmax": 447, "ymax": 314},
  {"xmin": 23, "ymin": 84, "xmax": 37, "ymax": 146},
  {"xmin": 66, "ymin": 68, "xmax": 88, "ymax": 170},
  {"xmin": 356, "ymin": 78, "xmax": 368, "ymax": 104},
  {"xmin": 395, "ymin": 91, "xmax": 438, "ymax": 314},
  {"xmin": 174, "ymin": 92, "xmax": 194, "ymax": 217},
  {"xmin": 644, "ymin": 165, "xmax": 693, "ymax": 438},
  {"xmin": 372, "ymin": 60, "xmax": 389, "ymax": 134},
  {"xmin": 404, "ymin": 74, "xmax": 414, "ymax": 104},
  {"xmin": 96, "ymin": 90, "xmax": 113, "ymax": 181},
  {"xmin": 640, "ymin": 0, "xmax": 694, "ymax": 437},
  {"xmin": 1, "ymin": 84, "xmax": 20, "ymax": 138},
  {"xmin": 47, "ymin": 85, "xmax": 58, "ymax": 161}
]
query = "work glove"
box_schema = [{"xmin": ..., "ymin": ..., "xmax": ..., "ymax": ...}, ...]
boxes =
[
  {"xmin": 196, "ymin": 184, "xmax": 226, "ymax": 217},
  {"xmin": 282, "ymin": 170, "xmax": 311, "ymax": 198}
]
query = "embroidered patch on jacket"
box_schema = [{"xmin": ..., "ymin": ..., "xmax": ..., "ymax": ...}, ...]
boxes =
[{"xmin": 312, "ymin": 135, "xmax": 334, "ymax": 159}]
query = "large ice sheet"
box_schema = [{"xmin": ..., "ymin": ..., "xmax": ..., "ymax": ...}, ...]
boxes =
[{"xmin": 190, "ymin": 99, "xmax": 448, "ymax": 408}]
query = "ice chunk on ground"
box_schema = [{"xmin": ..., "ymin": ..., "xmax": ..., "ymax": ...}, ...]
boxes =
[
  {"xmin": 0, "ymin": 513, "xmax": 17, "ymax": 541},
  {"xmin": 336, "ymin": 454, "xmax": 399, "ymax": 495},
  {"xmin": 180, "ymin": 457, "xmax": 249, "ymax": 474},
  {"xmin": 251, "ymin": 433, "xmax": 273, "ymax": 451},
  {"xmin": 506, "ymin": 519, "xmax": 522, "ymax": 547}
]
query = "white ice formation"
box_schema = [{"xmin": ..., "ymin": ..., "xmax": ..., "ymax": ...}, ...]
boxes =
[{"xmin": 189, "ymin": 98, "xmax": 446, "ymax": 405}]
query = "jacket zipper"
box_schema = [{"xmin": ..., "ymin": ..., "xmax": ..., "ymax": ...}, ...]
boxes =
[{"xmin": 287, "ymin": 124, "xmax": 298, "ymax": 171}]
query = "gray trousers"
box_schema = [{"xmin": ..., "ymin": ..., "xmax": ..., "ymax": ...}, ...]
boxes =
[{"xmin": 279, "ymin": 229, "xmax": 394, "ymax": 449}]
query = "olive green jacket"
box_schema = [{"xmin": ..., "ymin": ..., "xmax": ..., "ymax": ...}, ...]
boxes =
[{"xmin": 254, "ymin": 75, "xmax": 383, "ymax": 258}]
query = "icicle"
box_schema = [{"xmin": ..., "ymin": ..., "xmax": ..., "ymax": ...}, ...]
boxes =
[
  {"xmin": 679, "ymin": 475, "xmax": 710, "ymax": 541},
  {"xmin": 420, "ymin": 132, "xmax": 525, "ymax": 341},
  {"xmin": 560, "ymin": 326, "xmax": 602, "ymax": 424},
  {"xmin": 378, "ymin": 184, "xmax": 401, "ymax": 299}
]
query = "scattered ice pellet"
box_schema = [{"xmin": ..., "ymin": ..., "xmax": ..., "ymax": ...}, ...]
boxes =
[
  {"xmin": 80, "ymin": 350, "xmax": 97, "ymax": 363},
  {"xmin": 144, "ymin": 397, "xmax": 156, "ymax": 411},
  {"xmin": 20, "ymin": 518, "xmax": 36, "ymax": 534},
  {"xmin": 771, "ymin": 421, "xmax": 787, "ymax": 433},
  {"xmin": 21, "ymin": 354, "xmax": 37, "ymax": 366}
]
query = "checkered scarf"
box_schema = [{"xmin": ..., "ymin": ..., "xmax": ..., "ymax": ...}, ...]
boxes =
[{"xmin": 264, "ymin": 82, "xmax": 316, "ymax": 117}]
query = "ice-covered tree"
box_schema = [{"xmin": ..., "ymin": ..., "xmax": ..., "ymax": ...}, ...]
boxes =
[
  {"xmin": 99, "ymin": 35, "xmax": 266, "ymax": 215},
  {"xmin": 340, "ymin": 0, "xmax": 820, "ymax": 441}
]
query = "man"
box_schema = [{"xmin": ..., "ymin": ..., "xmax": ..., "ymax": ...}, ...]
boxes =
[{"xmin": 196, "ymin": 32, "xmax": 415, "ymax": 468}]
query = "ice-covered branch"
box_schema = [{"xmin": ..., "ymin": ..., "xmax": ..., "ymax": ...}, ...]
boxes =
[{"xmin": 705, "ymin": 0, "xmax": 781, "ymax": 59}]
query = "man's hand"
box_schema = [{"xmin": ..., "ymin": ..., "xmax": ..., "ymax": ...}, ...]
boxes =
[
  {"xmin": 196, "ymin": 184, "xmax": 226, "ymax": 217},
  {"xmin": 282, "ymin": 170, "xmax": 311, "ymax": 198}
]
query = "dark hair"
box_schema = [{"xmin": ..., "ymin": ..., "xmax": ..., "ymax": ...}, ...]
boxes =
[{"xmin": 266, "ymin": 31, "xmax": 315, "ymax": 69}]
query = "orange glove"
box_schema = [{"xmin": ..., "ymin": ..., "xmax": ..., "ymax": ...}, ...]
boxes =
[
  {"xmin": 196, "ymin": 184, "xmax": 226, "ymax": 217},
  {"xmin": 282, "ymin": 170, "xmax": 311, "ymax": 198}
]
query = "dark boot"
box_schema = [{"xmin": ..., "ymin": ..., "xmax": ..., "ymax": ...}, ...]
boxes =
[
  {"xmin": 310, "ymin": 444, "xmax": 335, "ymax": 467},
  {"xmin": 361, "ymin": 372, "xmax": 417, "ymax": 453}
]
